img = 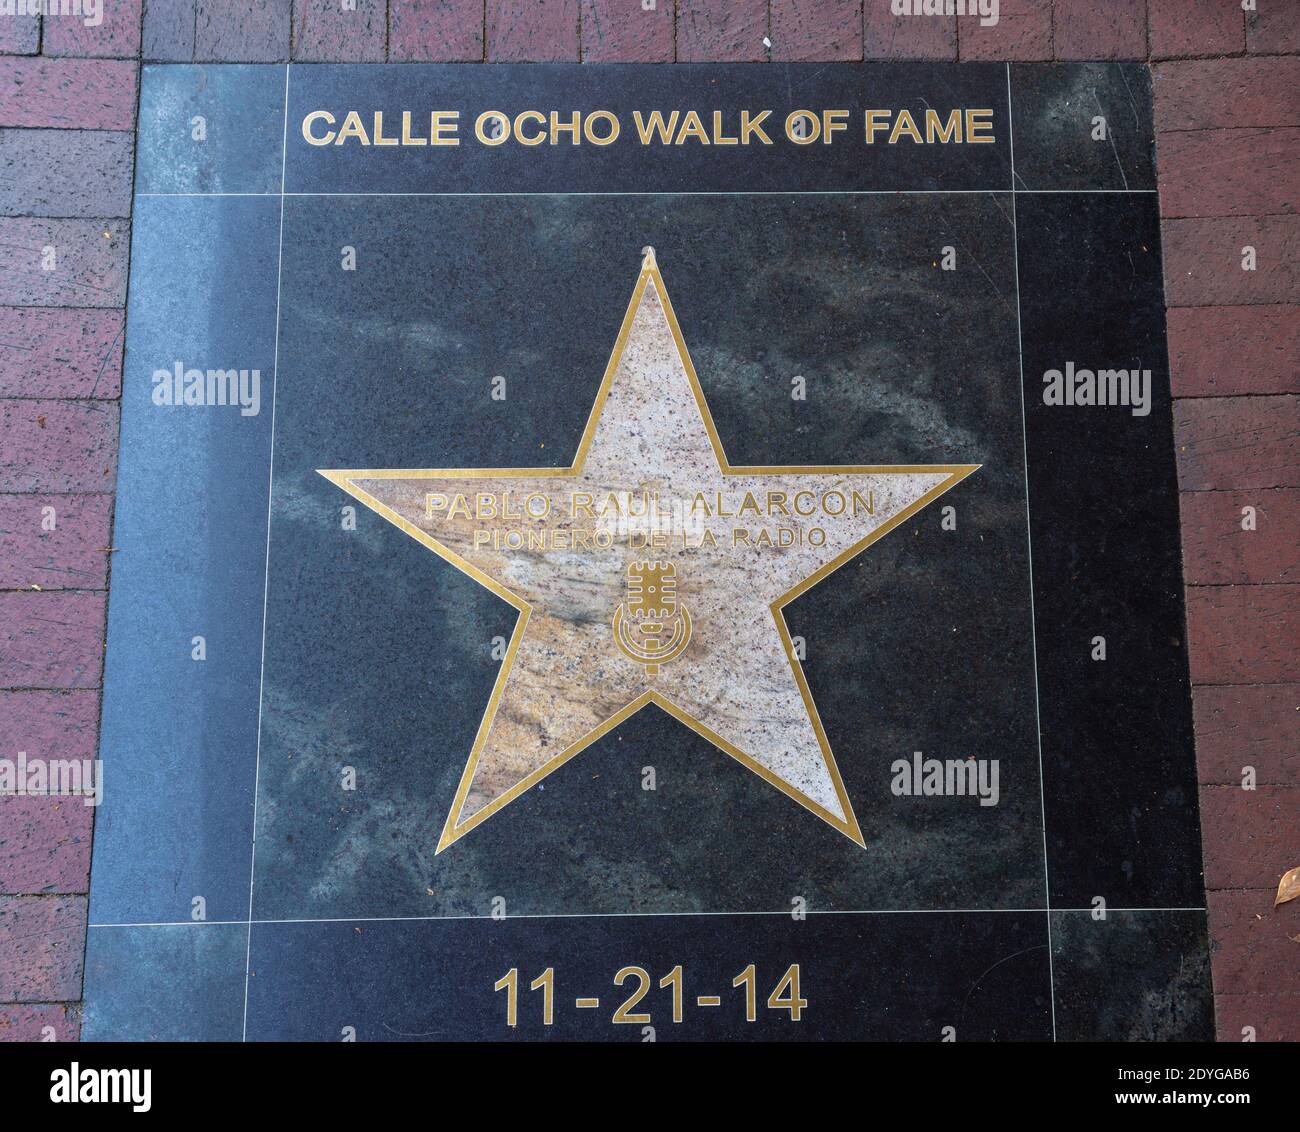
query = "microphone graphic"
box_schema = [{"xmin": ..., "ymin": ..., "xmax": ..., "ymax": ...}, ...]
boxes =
[{"xmin": 612, "ymin": 561, "xmax": 692, "ymax": 675}]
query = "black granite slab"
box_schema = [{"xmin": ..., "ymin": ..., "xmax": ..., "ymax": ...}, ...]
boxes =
[{"xmin": 83, "ymin": 62, "xmax": 1207, "ymax": 1043}]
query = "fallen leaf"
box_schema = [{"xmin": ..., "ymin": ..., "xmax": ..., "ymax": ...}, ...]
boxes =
[{"xmin": 1275, "ymin": 866, "xmax": 1300, "ymax": 907}]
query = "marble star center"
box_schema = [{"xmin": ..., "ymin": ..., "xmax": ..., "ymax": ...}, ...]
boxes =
[{"xmin": 321, "ymin": 250, "xmax": 977, "ymax": 852}]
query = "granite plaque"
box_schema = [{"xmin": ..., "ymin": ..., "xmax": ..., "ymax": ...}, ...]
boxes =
[{"xmin": 83, "ymin": 62, "xmax": 1210, "ymax": 1042}]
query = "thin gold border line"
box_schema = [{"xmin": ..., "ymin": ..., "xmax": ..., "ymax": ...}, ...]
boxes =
[{"xmin": 320, "ymin": 257, "xmax": 981, "ymax": 854}]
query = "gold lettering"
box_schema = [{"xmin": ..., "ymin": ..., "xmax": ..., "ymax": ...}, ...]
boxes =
[
  {"xmin": 430, "ymin": 110, "xmax": 459, "ymax": 146},
  {"xmin": 889, "ymin": 109, "xmax": 923, "ymax": 145},
  {"xmin": 302, "ymin": 110, "xmax": 335, "ymax": 145},
  {"xmin": 372, "ymin": 111, "xmax": 398, "ymax": 146},
  {"xmin": 675, "ymin": 110, "xmax": 710, "ymax": 145},
  {"xmin": 864, "ymin": 109, "xmax": 891, "ymax": 144},
  {"xmin": 966, "ymin": 109, "xmax": 995, "ymax": 144},
  {"xmin": 634, "ymin": 110, "xmax": 678, "ymax": 145},
  {"xmin": 740, "ymin": 110, "xmax": 773, "ymax": 145},
  {"xmin": 550, "ymin": 110, "xmax": 582, "ymax": 145},
  {"xmin": 475, "ymin": 111, "xmax": 510, "ymax": 145},
  {"xmin": 924, "ymin": 108, "xmax": 962, "ymax": 144},
  {"xmin": 585, "ymin": 110, "xmax": 620, "ymax": 145},
  {"xmin": 400, "ymin": 110, "xmax": 427, "ymax": 146},
  {"xmin": 514, "ymin": 110, "xmax": 547, "ymax": 146},
  {"xmin": 335, "ymin": 110, "xmax": 369, "ymax": 145},
  {"xmin": 823, "ymin": 109, "xmax": 849, "ymax": 144}
]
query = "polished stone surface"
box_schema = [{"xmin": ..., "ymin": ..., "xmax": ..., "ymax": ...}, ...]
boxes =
[
  {"xmin": 90, "ymin": 195, "xmax": 277, "ymax": 925},
  {"xmin": 84, "ymin": 62, "xmax": 1209, "ymax": 1042},
  {"xmin": 257, "ymin": 192, "xmax": 1042, "ymax": 919},
  {"xmin": 1008, "ymin": 62, "xmax": 1155, "ymax": 192},
  {"xmin": 1051, "ymin": 911, "xmax": 1213, "ymax": 1042},
  {"xmin": 136, "ymin": 64, "xmax": 286, "ymax": 195}
]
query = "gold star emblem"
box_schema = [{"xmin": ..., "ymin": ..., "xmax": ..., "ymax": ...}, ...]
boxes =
[{"xmin": 321, "ymin": 249, "xmax": 977, "ymax": 853}]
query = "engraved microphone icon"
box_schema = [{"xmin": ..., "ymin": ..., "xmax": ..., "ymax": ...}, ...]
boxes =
[{"xmin": 612, "ymin": 561, "xmax": 692, "ymax": 676}]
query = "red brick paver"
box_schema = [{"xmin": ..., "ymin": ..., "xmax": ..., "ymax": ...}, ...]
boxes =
[
  {"xmin": 142, "ymin": 0, "xmax": 197, "ymax": 61},
  {"xmin": 771, "ymin": 0, "xmax": 861, "ymax": 62},
  {"xmin": 1157, "ymin": 127, "xmax": 1300, "ymax": 219},
  {"xmin": 0, "ymin": 129, "xmax": 135, "ymax": 220},
  {"xmin": 0, "ymin": 592, "xmax": 107, "ymax": 690},
  {"xmin": 864, "ymin": 4, "xmax": 955, "ymax": 60},
  {"xmin": 194, "ymin": 0, "xmax": 291, "ymax": 63},
  {"xmin": 582, "ymin": 0, "xmax": 674, "ymax": 61},
  {"xmin": 0, "ymin": 797, "xmax": 96, "ymax": 898},
  {"xmin": 488, "ymin": 0, "xmax": 580, "ymax": 61},
  {"xmin": 1192, "ymin": 683, "xmax": 1300, "ymax": 786},
  {"xmin": 1174, "ymin": 396, "xmax": 1300, "ymax": 492},
  {"xmin": 0, "ymin": 896, "xmax": 86, "ymax": 1002},
  {"xmin": 0, "ymin": 400, "xmax": 119, "ymax": 493},
  {"xmin": 1053, "ymin": 0, "xmax": 1147, "ymax": 61},
  {"xmin": 1200, "ymin": 785, "xmax": 1300, "ymax": 891},
  {"xmin": 1148, "ymin": 0, "xmax": 1244, "ymax": 60},
  {"xmin": 0, "ymin": 692, "xmax": 100, "ymax": 895},
  {"xmin": 1137, "ymin": 30, "xmax": 1295, "ymax": 1041},
  {"xmin": 293, "ymin": 0, "xmax": 387, "ymax": 62},
  {"xmin": 1185, "ymin": 584, "xmax": 1300, "ymax": 686},
  {"xmin": 0, "ymin": 308, "xmax": 124, "ymax": 400},
  {"xmin": 1152, "ymin": 57, "xmax": 1300, "ymax": 132},
  {"xmin": 0, "ymin": 218, "xmax": 131, "ymax": 308},
  {"xmin": 957, "ymin": 0, "xmax": 1052, "ymax": 61},
  {"xmin": 389, "ymin": 0, "xmax": 485, "ymax": 62},
  {"xmin": 0, "ymin": 58, "xmax": 137, "ymax": 130},
  {"xmin": 1207, "ymin": 890, "xmax": 1300, "ymax": 997},
  {"xmin": 0, "ymin": 494, "xmax": 114, "ymax": 591},
  {"xmin": 0, "ymin": 1001, "xmax": 80, "ymax": 1041},
  {"xmin": 1179, "ymin": 489, "xmax": 1299, "ymax": 586},
  {"xmin": 42, "ymin": 0, "xmax": 143, "ymax": 59},
  {"xmin": 677, "ymin": 0, "xmax": 768, "ymax": 62},
  {"xmin": 1246, "ymin": 2, "xmax": 1300, "ymax": 55},
  {"xmin": 0, "ymin": 0, "xmax": 137, "ymax": 1044},
  {"xmin": 0, "ymin": 9, "xmax": 39, "ymax": 54},
  {"xmin": 1214, "ymin": 993, "xmax": 1300, "ymax": 1044},
  {"xmin": 1162, "ymin": 216, "xmax": 1300, "ymax": 307},
  {"xmin": 1167, "ymin": 305, "xmax": 1299, "ymax": 398},
  {"xmin": 0, "ymin": 691, "xmax": 102, "ymax": 764}
]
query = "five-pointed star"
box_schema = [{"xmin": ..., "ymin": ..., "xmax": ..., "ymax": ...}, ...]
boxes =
[{"xmin": 321, "ymin": 249, "xmax": 977, "ymax": 853}]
